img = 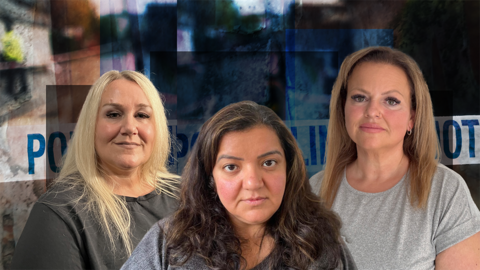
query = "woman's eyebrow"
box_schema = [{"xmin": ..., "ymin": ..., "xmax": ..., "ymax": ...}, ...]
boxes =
[
  {"xmin": 102, "ymin": 103, "xmax": 152, "ymax": 109},
  {"xmin": 102, "ymin": 103, "xmax": 123, "ymax": 109},
  {"xmin": 350, "ymin": 87, "xmax": 368, "ymax": 93},
  {"xmin": 217, "ymin": 155, "xmax": 243, "ymax": 162},
  {"xmin": 257, "ymin": 150, "xmax": 282, "ymax": 159},
  {"xmin": 381, "ymin": 89, "xmax": 404, "ymax": 97},
  {"xmin": 137, "ymin": 103, "xmax": 152, "ymax": 109},
  {"xmin": 216, "ymin": 150, "xmax": 283, "ymax": 162}
]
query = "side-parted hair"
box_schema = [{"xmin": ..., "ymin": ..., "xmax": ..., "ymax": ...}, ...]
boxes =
[
  {"xmin": 321, "ymin": 46, "xmax": 440, "ymax": 209},
  {"xmin": 165, "ymin": 101, "xmax": 342, "ymax": 269},
  {"xmin": 56, "ymin": 70, "xmax": 178, "ymax": 255}
]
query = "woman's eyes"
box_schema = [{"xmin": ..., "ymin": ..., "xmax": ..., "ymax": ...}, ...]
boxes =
[
  {"xmin": 351, "ymin": 95, "xmax": 401, "ymax": 106},
  {"xmin": 263, "ymin": 160, "xmax": 277, "ymax": 167},
  {"xmin": 386, "ymin": 97, "xmax": 401, "ymax": 106},
  {"xmin": 136, "ymin": 113, "xmax": 150, "ymax": 119},
  {"xmin": 105, "ymin": 111, "xmax": 150, "ymax": 119},
  {"xmin": 222, "ymin": 160, "xmax": 277, "ymax": 172},
  {"xmin": 106, "ymin": 112, "xmax": 121, "ymax": 118},
  {"xmin": 351, "ymin": 95, "xmax": 366, "ymax": 102},
  {"xmin": 223, "ymin": 164, "xmax": 238, "ymax": 172}
]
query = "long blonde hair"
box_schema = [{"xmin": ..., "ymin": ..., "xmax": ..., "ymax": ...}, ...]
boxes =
[
  {"xmin": 321, "ymin": 47, "xmax": 440, "ymax": 208},
  {"xmin": 56, "ymin": 70, "xmax": 178, "ymax": 255}
]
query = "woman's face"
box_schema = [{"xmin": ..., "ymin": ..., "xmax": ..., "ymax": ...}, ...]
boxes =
[
  {"xmin": 345, "ymin": 62, "xmax": 414, "ymax": 153},
  {"xmin": 95, "ymin": 79, "xmax": 155, "ymax": 175},
  {"xmin": 212, "ymin": 125, "xmax": 287, "ymax": 231}
]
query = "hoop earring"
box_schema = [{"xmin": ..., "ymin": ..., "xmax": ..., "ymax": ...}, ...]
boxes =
[{"xmin": 407, "ymin": 129, "xmax": 412, "ymax": 136}]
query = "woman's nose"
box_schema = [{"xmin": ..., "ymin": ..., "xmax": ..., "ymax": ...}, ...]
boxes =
[
  {"xmin": 120, "ymin": 115, "xmax": 138, "ymax": 135},
  {"xmin": 365, "ymin": 100, "xmax": 381, "ymax": 118},
  {"xmin": 243, "ymin": 165, "xmax": 264, "ymax": 190}
]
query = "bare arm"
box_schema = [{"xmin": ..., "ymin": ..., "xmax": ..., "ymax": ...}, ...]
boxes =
[{"xmin": 435, "ymin": 232, "xmax": 480, "ymax": 270}]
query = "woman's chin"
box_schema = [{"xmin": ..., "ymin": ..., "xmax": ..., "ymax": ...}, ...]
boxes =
[{"xmin": 101, "ymin": 159, "xmax": 145, "ymax": 174}]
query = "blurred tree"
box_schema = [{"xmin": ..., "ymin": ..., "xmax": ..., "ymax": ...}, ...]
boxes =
[{"xmin": 1, "ymin": 31, "xmax": 24, "ymax": 62}]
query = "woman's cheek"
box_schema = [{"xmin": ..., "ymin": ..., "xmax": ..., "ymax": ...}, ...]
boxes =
[
  {"xmin": 140, "ymin": 123, "xmax": 155, "ymax": 143},
  {"xmin": 270, "ymin": 173, "xmax": 287, "ymax": 195},
  {"xmin": 216, "ymin": 178, "xmax": 241, "ymax": 203},
  {"xmin": 96, "ymin": 121, "xmax": 118, "ymax": 142}
]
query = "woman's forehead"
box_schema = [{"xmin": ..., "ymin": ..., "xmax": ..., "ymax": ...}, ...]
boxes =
[{"xmin": 99, "ymin": 79, "xmax": 151, "ymax": 107}]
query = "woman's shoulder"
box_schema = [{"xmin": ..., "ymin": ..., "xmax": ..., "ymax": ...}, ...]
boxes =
[
  {"xmin": 427, "ymin": 163, "xmax": 480, "ymax": 254},
  {"xmin": 142, "ymin": 219, "xmax": 166, "ymax": 244},
  {"xmin": 429, "ymin": 163, "xmax": 473, "ymax": 197},
  {"xmin": 122, "ymin": 217, "xmax": 209, "ymax": 270},
  {"xmin": 37, "ymin": 180, "xmax": 85, "ymax": 205},
  {"xmin": 428, "ymin": 163, "xmax": 479, "ymax": 211},
  {"xmin": 121, "ymin": 221, "xmax": 164, "ymax": 270},
  {"xmin": 34, "ymin": 176, "xmax": 89, "ymax": 220},
  {"xmin": 140, "ymin": 217, "xmax": 170, "ymax": 240},
  {"xmin": 309, "ymin": 170, "xmax": 325, "ymax": 195},
  {"xmin": 310, "ymin": 170, "xmax": 325, "ymax": 180},
  {"xmin": 433, "ymin": 163, "xmax": 464, "ymax": 180}
]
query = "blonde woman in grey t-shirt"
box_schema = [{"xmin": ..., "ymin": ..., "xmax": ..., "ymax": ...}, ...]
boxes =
[{"xmin": 310, "ymin": 47, "xmax": 480, "ymax": 269}]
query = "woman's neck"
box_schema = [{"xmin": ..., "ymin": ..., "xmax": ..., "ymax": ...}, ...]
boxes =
[
  {"xmin": 346, "ymin": 146, "xmax": 409, "ymax": 193},
  {"xmin": 232, "ymin": 223, "xmax": 274, "ymax": 269},
  {"xmin": 101, "ymin": 167, "xmax": 154, "ymax": 197},
  {"xmin": 110, "ymin": 178, "xmax": 154, "ymax": 197},
  {"xmin": 241, "ymin": 234, "xmax": 274, "ymax": 270}
]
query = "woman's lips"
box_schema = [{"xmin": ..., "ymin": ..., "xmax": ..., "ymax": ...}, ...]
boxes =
[
  {"xmin": 359, "ymin": 123, "xmax": 384, "ymax": 133},
  {"xmin": 115, "ymin": 142, "xmax": 141, "ymax": 149},
  {"xmin": 243, "ymin": 197, "xmax": 267, "ymax": 206}
]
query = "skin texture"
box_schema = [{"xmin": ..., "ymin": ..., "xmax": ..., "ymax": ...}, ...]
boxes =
[
  {"xmin": 345, "ymin": 62, "xmax": 414, "ymax": 154},
  {"xmin": 212, "ymin": 126, "xmax": 286, "ymax": 268},
  {"xmin": 95, "ymin": 79, "xmax": 155, "ymax": 196},
  {"xmin": 345, "ymin": 62, "xmax": 414, "ymax": 193},
  {"xmin": 435, "ymin": 231, "xmax": 480, "ymax": 270},
  {"xmin": 212, "ymin": 125, "xmax": 286, "ymax": 232}
]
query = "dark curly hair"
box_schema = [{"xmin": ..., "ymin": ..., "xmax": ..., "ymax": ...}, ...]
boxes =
[{"xmin": 164, "ymin": 101, "xmax": 342, "ymax": 269}]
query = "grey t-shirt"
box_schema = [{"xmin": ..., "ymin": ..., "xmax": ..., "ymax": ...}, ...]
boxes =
[
  {"xmin": 309, "ymin": 163, "xmax": 480, "ymax": 270},
  {"xmin": 121, "ymin": 219, "xmax": 357, "ymax": 270}
]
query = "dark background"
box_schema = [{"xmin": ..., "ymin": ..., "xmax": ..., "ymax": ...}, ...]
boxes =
[{"xmin": 0, "ymin": 1, "xmax": 478, "ymax": 268}]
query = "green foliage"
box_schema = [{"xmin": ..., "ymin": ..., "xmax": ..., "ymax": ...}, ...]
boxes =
[{"xmin": 2, "ymin": 31, "xmax": 24, "ymax": 63}]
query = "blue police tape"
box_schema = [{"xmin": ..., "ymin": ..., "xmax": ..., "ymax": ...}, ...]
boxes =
[{"xmin": 27, "ymin": 117, "xmax": 480, "ymax": 175}]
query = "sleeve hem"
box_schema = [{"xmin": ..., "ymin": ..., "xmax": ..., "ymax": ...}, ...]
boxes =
[{"xmin": 435, "ymin": 216, "xmax": 480, "ymax": 254}]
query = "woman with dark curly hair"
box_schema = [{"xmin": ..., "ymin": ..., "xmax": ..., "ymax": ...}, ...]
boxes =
[{"xmin": 122, "ymin": 101, "xmax": 356, "ymax": 269}]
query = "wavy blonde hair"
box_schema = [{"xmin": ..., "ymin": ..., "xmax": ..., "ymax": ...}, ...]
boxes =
[
  {"xmin": 56, "ymin": 70, "xmax": 178, "ymax": 255},
  {"xmin": 321, "ymin": 47, "xmax": 440, "ymax": 209}
]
